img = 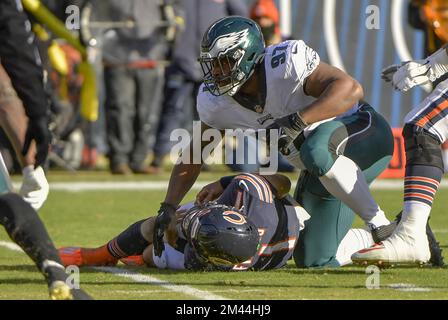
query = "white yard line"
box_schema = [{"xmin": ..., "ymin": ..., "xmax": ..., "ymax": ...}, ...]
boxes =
[
  {"xmin": 388, "ymin": 283, "xmax": 432, "ymax": 292},
  {"xmin": 11, "ymin": 179, "xmax": 448, "ymax": 192},
  {"xmin": 0, "ymin": 241, "xmax": 228, "ymax": 300},
  {"xmin": 93, "ymin": 266, "xmax": 228, "ymax": 300}
]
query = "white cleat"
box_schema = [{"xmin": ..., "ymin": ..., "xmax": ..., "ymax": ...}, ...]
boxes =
[{"xmin": 351, "ymin": 221, "xmax": 430, "ymax": 266}]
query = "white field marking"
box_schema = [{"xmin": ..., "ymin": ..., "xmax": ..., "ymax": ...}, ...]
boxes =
[
  {"xmin": 94, "ymin": 266, "xmax": 228, "ymax": 300},
  {"xmin": 0, "ymin": 241, "xmax": 228, "ymax": 300},
  {"xmin": 0, "ymin": 241, "xmax": 22, "ymax": 252},
  {"xmin": 111, "ymin": 289, "xmax": 261, "ymax": 295},
  {"xmin": 388, "ymin": 283, "xmax": 432, "ymax": 292},
  {"xmin": 10, "ymin": 179, "xmax": 448, "ymax": 192},
  {"xmin": 433, "ymin": 229, "xmax": 448, "ymax": 234}
]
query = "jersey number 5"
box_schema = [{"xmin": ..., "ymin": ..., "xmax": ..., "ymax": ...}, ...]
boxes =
[{"xmin": 271, "ymin": 45, "xmax": 288, "ymax": 68}]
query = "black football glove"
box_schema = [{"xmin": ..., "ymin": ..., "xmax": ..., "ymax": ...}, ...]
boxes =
[
  {"xmin": 153, "ymin": 202, "xmax": 177, "ymax": 257},
  {"xmin": 265, "ymin": 112, "xmax": 307, "ymax": 154},
  {"xmin": 22, "ymin": 116, "xmax": 51, "ymax": 167}
]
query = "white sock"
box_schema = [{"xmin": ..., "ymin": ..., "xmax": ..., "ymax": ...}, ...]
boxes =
[
  {"xmin": 336, "ymin": 228, "xmax": 374, "ymax": 266},
  {"xmin": 400, "ymin": 201, "xmax": 431, "ymax": 236},
  {"xmin": 319, "ymin": 156, "xmax": 390, "ymax": 228}
]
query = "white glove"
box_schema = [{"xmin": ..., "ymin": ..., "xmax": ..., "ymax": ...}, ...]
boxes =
[
  {"xmin": 19, "ymin": 165, "xmax": 49, "ymax": 211},
  {"xmin": 384, "ymin": 48, "xmax": 448, "ymax": 92}
]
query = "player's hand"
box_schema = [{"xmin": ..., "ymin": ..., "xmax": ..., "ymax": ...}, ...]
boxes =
[
  {"xmin": 390, "ymin": 60, "xmax": 432, "ymax": 92},
  {"xmin": 385, "ymin": 48, "xmax": 448, "ymax": 92},
  {"xmin": 22, "ymin": 116, "xmax": 51, "ymax": 167},
  {"xmin": 381, "ymin": 62, "xmax": 406, "ymax": 83},
  {"xmin": 196, "ymin": 181, "xmax": 224, "ymax": 205},
  {"xmin": 153, "ymin": 202, "xmax": 177, "ymax": 257},
  {"xmin": 267, "ymin": 112, "xmax": 308, "ymax": 141},
  {"xmin": 19, "ymin": 165, "xmax": 49, "ymax": 210}
]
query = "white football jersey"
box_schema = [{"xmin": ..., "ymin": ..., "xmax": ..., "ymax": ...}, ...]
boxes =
[{"xmin": 197, "ymin": 39, "xmax": 358, "ymax": 133}]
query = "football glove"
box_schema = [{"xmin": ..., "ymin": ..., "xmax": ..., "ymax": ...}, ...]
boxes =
[
  {"xmin": 267, "ymin": 112, "xmax": 308, "ymax": 140},
  {"xmin": 20, "ymin": 165, "xmax": 49, "ymax": 210},
  {"xmin": 153, "ymin": 202, "xmax": 177, "ymax": 257},
  {"xmin": 383, "ymin": 48, "xmax": 448, "ymax": 92},
  {"xmin": 22, "ymin": 116, "xmax": 52, "ymax": 167}
]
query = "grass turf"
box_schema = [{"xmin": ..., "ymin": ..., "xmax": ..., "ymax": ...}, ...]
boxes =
[{"xmin": 0, "ymin": 172, "xmax": 447, "ymax": 300}]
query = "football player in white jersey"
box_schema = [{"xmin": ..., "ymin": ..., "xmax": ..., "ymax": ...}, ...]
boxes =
[
  {"xmin": 352, "ymin": 45, "xmax": 448, "ymax": 266},
  {"xmin": 152, "ymin": 16, "xmax": 395, "ymax": 268}
]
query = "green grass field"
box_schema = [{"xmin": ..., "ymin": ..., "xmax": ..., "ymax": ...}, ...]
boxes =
[{"xmin": 0, "ymin": 172, "xmax": 447, "ymax": 300}]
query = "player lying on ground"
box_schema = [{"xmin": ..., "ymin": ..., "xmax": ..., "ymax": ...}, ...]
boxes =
[
  {"xmin": 152, "ymin": 16, "xmax": 398, "ymax": 268},
  {"xmin": 59, "ymin": 173, "xmax": 376, "ymax": 270},
  {"xmin": 352, "ymin": 45, "xmax": 448, "ymax": 266}
]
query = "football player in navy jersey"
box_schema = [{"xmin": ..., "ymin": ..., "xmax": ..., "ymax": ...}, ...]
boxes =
[{"xmin": 59, "ymin": 172, "xmax": 377, "ymax": 270}]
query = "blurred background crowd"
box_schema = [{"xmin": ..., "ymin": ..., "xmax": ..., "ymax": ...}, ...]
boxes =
[{"xmin": 0, "ymin": 0, "xmax": 447, "ymax": 175}]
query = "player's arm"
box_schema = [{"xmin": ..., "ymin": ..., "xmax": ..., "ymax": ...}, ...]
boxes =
[
  {"xmin": 269, "ymin": 60, "xmax": 363, "ymax": 138},
  {"xmin": 196, "ymin": 173, "xmax": 291, "ymax": 204},
  {"xmin": 153, "ymin": 121, "xmax": 223, "ymax": 256},
  {"xmin": 262, "ymin": 174, "xmax": 291, "ymax": 199},
  {"xmin": 300, "ymin": 62, "xmax": 364, "ymax": 124},
  {"xmin": 164, "ymin": 121, "xmax": 222, "ymax": 206},
  {"xmin": 0, "ymin": 64, "xmax": 34, "ymax": 168},
  {"xmin": 0, "ymin": 64, "xmax": 49, "ymax": 210}
]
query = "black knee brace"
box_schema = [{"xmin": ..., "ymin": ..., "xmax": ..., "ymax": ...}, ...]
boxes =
[{"xmin": 402, "ymin": 124, "xmax": 443, "ymax": 171}]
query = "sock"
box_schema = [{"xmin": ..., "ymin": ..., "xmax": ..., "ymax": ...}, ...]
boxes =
[
  {"xmin": 336, "ymin": 228, "xmax": 374, "ymax": 266},
  {"xmin": 319, "ymin": 156, "xmax": 390, "ymax": 228},
  {"xmin": 80, "ymin": 245, "xmax": 118, "ymax": 266},
  {"xmin": 0, "ymin": 193, "xmax": 67, "ymax": 285},
  {"xmin": 107, "ymin": 220, "xmax": 149, "ymax": 259},
  {"xmin": 402, "ymin": 165, "xmax": 442, "ymax": 234}
]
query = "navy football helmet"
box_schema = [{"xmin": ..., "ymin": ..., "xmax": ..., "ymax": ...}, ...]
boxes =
[{"xmin": 182, "ymin": 203, "xmax": 260, "ymax": 270}]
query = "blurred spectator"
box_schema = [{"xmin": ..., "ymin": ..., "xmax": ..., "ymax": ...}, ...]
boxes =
[
  {"xmin": 149, "ymin": 0, "xmax": 248, "ymax": 173},
  {"xmin": 101, "ymin": 0, "xmax": 174, "ymax": 175},
  {"xmin": 250, "ymin": 0, "xmax": 282, "ymax": 46}
]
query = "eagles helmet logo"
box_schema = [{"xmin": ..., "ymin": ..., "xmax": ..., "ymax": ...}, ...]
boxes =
[{"xmin": 209, "ymin": 29, "xmax": 250, "ymax": 57}]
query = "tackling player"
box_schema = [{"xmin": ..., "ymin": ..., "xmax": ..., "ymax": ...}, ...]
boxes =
[
  {"xmin": 352, "ymin": 45, "xmax": 448, "ymax": 266},
  {"xmin": 152, "ymin": 16, "xmax": 395, "ymax": 268}
]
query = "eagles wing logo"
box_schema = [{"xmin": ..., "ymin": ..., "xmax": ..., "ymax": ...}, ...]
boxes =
[{"xmin": 210, "ymin": 29, "xmax": 249, "ymax": 56}]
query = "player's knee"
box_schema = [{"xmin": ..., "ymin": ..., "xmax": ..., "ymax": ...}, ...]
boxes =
[
  {"xmin": 402, "ymin": 124, "xmax": 443, "ymax": 170},
  {"xmin": 0, "ymin": 193, "xmax": 33, "ymax": 226},
  {"xmin": 293, "ymin": 243, "xmax": 337, "ymax": 268},
  {"xmin": 300, "ymin": 142, "xmax": 333, "ymax": 177}
]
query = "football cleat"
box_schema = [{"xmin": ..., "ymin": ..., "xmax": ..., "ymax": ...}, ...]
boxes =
[
  {"xmin": 426, "ymin": 219, "xmax": 444, "ymax": 267},
  {"xmin": 371, "ymin": 221, "xmax": 398, "ymax": 243},
  {"xmin": 49, "ymin": 281, "xmax": 73, "ymax": 300},
  {"xmin": 49, "ymin": 281, "xmax": 93, "ymax": 300},
  {"xmin": 58, "ymin": 247, "xmax": 83, "ymax": 266},
  {"xmin": 365, "ymin": 212, "xmax": 444, "ymax": 267},
  {"xmin": 119, "ymin": 255, "xmax": 146, "ymax": 266},
  {"xmin": 352, "ymin": 215, "xmax": 434, "ymax": 266}
]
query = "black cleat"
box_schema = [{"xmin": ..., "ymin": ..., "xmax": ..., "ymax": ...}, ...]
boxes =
[{"xmin": 426, "ymin": 218, "xmax": 444, "ymax": 267}]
